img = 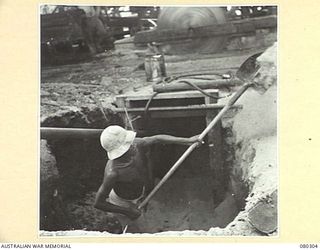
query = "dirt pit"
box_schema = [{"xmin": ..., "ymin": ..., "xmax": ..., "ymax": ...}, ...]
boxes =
[
  {"xmin": 40, "ymin": 43, "xmax": 277, "ymax": 236},
  {"xmin": 40, "ymin": 103, "xmax": 248, "ymax": 234}
]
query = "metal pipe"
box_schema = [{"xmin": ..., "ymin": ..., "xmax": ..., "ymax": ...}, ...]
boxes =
[
  {"xmin": 40, "ymin": 127, "xmax": 103, "ymax": 140},
  {"xmin": 40, "ymin": 127, "xmax": 150, "ymax": 139},
  {"xmin": 138, "ymin": 83, "xmax": 252, "ymax": 209}
]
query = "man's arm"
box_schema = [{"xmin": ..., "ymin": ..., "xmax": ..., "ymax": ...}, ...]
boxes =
[
  {"xmin": 93, "ymin": 165, "xmax": 141, "ymax": 220},
  {"xmin": 136, "ymin": 134, "xmax": 203, "ymax": 147}
]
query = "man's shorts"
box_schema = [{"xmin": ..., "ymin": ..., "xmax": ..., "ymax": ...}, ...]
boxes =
[{"xmin": 107, "ymin": 188, "xmax": 146, "ymax": 232}]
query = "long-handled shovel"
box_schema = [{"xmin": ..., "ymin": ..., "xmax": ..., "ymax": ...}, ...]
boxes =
[{"xmin": 138, "ymin": 52, "xmax": 262, "ymax": 210}]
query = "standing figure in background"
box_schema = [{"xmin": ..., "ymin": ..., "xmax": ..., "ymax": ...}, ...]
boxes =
[{"xmin": 78, "ymin": 6, "xmax": 113, "ymax": 54}]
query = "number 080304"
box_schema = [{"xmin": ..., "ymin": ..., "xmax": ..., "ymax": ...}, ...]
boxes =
[{"xmin": 300, "ymin": 244, "xmax": 318, "ymax": 248}]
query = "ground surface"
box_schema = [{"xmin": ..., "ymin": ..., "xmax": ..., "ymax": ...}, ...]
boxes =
[{"xmin": 40, "ymin": 46, "xmax": 263, "ymax": 120}]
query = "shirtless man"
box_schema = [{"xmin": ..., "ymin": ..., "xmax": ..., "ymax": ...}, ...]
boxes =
[{"xmin": 94, "ymin": 125, "xmax": 201, "ymax": 231}]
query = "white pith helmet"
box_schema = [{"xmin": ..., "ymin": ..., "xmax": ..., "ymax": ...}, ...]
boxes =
[{"xmin": 100, "ymin": 125, "xmax": 136, "ymax": 160}]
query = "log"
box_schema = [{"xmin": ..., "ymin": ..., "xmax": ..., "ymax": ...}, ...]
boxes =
[
  {"xmin": 134, "ymin": 15, "xmax": 277, "ymax": 45},
  {"xmin": 153, "ymin": 79, "xmax": 243, "ymax": 93},
  {"xmin": 41, "ymin": 127, "xmax": 103, "ymax": 140},
  {"xmin": 40, "ymin": 127, "xmax": 150, "ymax": 139}
]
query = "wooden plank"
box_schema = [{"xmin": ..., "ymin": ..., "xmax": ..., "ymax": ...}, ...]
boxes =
[
  {"xmin": 150, "ymin": 110, "xmax": 205, "ymax": 118},
  {"xmin": 205, "ymin": 96, "xmax": 225, "ymax": 204},
  {"xmin": 113, "ymin": 103, "xmax": 242, "ymax": 113},
  {"xmin": 114, "ymin": 104, "xmax": 242, "ymax": 118},
  {"xmin": 115, "ymin": 89, "xmax": 219, "ymax": 102}
]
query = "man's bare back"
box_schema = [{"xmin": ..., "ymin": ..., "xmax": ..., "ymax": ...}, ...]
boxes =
[
  {"xmin": 94, "ymin": 126, "xmax": 202, "ymax": 223},
  {"xmin": 107, "ymin": 140, "xmax": 152, "ymax": 200}
]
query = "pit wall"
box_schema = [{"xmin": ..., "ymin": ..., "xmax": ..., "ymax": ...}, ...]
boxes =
[
  {"xmin": 192, "ymin": 43, "xmax": 278, "ymax": 236},
  {"xmin": 151, "ymin": 43, "xmax": 278, "ymax": 236},
  {"xmin": 40, "ymin": 106, "xmax": 125, "ymax": 232},
  {"xmin": 40, "ymin": 106, "xmax": 232, "ymax": 233},
  {"xmin": 207, "ymin": 85, "xmax": 278, "ymax": 236}
]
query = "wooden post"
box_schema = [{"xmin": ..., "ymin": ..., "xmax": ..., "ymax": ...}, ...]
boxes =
[
  {"xmin": 204, "ymin": 96, "xmax": 225, "ymax": 204},
  {"xmin": 115, "ymin": 96, "xmax": 132, "ymax": 130}
]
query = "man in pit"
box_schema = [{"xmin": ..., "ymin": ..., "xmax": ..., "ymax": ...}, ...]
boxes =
[{"xmin": 94, "ymin": 125, "xmax": 202, "ymax": 232}]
